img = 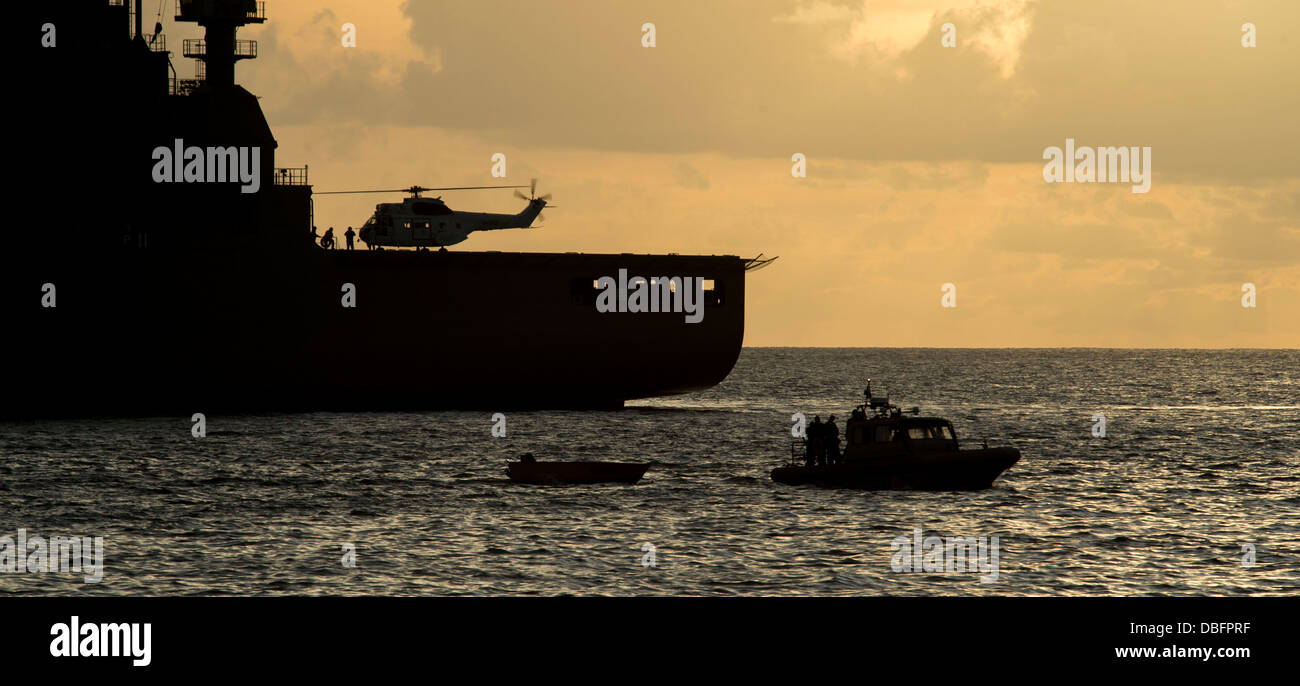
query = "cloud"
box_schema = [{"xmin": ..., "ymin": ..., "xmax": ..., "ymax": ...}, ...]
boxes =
[
  {"xmin": 672, "ymin": 161, "xmax": 711, "ymax": 190},
  {"xmin": 188, "ymin": 1, "xmax": 1300, "ymax": 347},
  {"xmin": 225, "ymin": 1, "xmax": 1298, "ymax": 181},
  {"xmin": 780, "ymin": 0, "xmax": 1032, "ymax": 78}
]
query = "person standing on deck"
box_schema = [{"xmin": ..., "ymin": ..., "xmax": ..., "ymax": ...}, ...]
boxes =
[
  {"xmin": 803, "ymin": 417, "xmax": 816, "ymax": 466},
  {"xmin": 825, "ymin": 415, "xmax": 840, "ymax": 464},
  {"xmin": 344, "ymin": 226, "xmax": 356, "ymax": 251},
  {"xmin": 811, "ymin": 415, "xmax": 825, "ymax": 467}
]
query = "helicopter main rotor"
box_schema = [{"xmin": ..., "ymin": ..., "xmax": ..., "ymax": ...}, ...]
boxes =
[{"xmin": 316, "ymin": 184, "xmax": 528, "ymax": 198}]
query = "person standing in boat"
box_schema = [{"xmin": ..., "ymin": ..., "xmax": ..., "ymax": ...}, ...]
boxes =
[
  {"xmin": 825, "ymin": 415, "xmax": 840, "ymax": 464},
  {"xmin": 803, "ymin": 418, "xmax": 816, "ymax": 467},
  {"xmin": 811, "ymin": 415, "xmax": 826, "ymax": 467}
]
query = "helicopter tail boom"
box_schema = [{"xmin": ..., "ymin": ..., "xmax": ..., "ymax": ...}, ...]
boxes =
[{"xmin": 514, "ymin": 198, "xmax": 546, "ymax": 228}]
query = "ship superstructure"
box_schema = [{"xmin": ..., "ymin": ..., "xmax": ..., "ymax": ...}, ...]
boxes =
[{"xmin": 4, "ymin": 1, "xmax": 758, "ymax": 417}]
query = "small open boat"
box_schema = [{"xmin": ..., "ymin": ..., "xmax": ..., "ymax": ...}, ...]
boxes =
[{"xmin": 506, "ymin": 457, "xmax": 650, "ymax": 485}]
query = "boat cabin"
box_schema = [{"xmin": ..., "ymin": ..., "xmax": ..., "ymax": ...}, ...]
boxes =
[
  {"xmin": 787, "ymin": 383, "xmax": 970, "ymax": 466},
  {"xmin": 843, "ymin": 413, "xmax": 959, "ymax": 461},
  {"xmin": 839, "ymin": 383, "xmax": 961, "ymax": 461}
]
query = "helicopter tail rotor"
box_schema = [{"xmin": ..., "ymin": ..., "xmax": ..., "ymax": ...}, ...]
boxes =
[{"xmin": 515, "ymin": 178, "xmax": 552, "ymax": 207}]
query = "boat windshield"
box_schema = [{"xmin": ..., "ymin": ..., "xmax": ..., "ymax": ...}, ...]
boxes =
[{"xmin": 908, "ymin": 425, "xmax": 954, "ymax": 440}]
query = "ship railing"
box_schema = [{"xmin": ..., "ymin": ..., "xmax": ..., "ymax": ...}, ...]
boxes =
[
  {"xmin": 144, "ymin": 33, "xmax": 168, "ymax": 53},
  {"xmin": 274, "ymin": 167, "xmax": 310, "ymax": 186},
  {"xmin": 789, "ymin": 438, "xmax": 806, "ymax": 466},
  {"xmin": 176, "ymin": 0, "xmax": 265, "ymax": 21},
  {"xmin": 183, "ymin": 39, "xmax": 258, "ymax": 59},
  {"xmin": 232, "ymin": 39, "xmax": 257, "ymax": 58}
]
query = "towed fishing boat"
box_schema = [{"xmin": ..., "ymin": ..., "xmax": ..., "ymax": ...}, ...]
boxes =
[
  {"xmin": 772, "ymin": 381, "xmax": 1020, "ymax": 490},
  {"xmin": 507, "ymin": 455, "xmax": 650, "ymax": 485}
]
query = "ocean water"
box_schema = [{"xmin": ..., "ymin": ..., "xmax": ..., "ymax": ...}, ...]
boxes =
[{"xmin": 1, "ymin": 348, "xmax": 1297, "ymax": 596}]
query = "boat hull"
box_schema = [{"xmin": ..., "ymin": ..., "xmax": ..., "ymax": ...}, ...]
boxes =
[
  {"xmin": 506, "ymin": 461, "xmax": 650, "ymax": 485},
  {"xmin": 771, "ymin": 448, "xmax": 1020, "ymax": 490}
]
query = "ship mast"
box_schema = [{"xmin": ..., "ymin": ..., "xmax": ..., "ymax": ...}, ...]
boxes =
[{"xmin": 176, "ymin": 0, "xmax": 266, "ymax": 89}]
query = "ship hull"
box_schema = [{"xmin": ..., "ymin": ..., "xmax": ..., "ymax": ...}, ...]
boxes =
[{"xmin": 0, "ymin": 248, "xmax": 746, "ymax": 417}]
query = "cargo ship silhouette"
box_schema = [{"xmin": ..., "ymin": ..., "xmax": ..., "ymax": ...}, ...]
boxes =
[{"xmin": 4, "ymin": 1, "xmax": 770, "ymax": 417}]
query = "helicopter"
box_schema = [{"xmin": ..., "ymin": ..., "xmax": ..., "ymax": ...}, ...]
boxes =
[{"xmin": 315, "ymin": 179, "xmax": 553, "ymax": 250}]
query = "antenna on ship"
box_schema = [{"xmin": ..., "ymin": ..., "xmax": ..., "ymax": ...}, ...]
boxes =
[
  {"xmin": 744, "ymin": 253, "xmax": 779, "ymax": 272},
  {"xmin": 175, "ymin": 0, "xmax": 267, "ymax": 89},
  {"xmin": 864, "ymin": 378, "xmax": 895, "ymax": 417},
  {"xmin": 149, "ymin": 1, "xmax": 165, "ymax": 49}
]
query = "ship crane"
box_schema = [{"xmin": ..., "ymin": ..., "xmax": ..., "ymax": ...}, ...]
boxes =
[{"xmin": 315, "ymin": 179, "xmax": 555, "ymax": 250}]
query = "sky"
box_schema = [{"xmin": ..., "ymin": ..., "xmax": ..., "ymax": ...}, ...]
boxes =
[{"xmin": 161, "ymin": 0, "xmax": 1297, "ymax": 347}]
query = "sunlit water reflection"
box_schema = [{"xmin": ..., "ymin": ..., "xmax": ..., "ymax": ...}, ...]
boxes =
[{"xmin": 2, "ymin": 349, "xmax": 1296, "ymax": 595}]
